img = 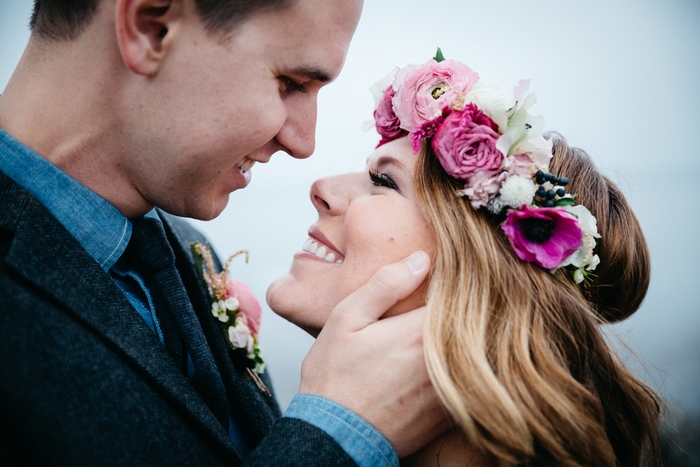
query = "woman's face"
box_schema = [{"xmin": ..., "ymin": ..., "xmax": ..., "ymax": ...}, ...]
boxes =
[{"xmin": 266, "ymin": 136, "xmax": 435, "ymax": 335}]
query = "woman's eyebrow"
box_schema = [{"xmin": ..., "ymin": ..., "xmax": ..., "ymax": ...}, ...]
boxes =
[{"xmin": 374, "ymin": 155, "xmax": 409, "ymax": 174}]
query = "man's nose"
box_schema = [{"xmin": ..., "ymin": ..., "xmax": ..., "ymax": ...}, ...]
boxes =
[{"xmin": 276, "ymin": 95, "xmax": 318, "ymax": 159}]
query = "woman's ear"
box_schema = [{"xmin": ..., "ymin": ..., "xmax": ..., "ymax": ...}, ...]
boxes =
[{"xmin": 115, "ymin": 0, "xmax": 183, "ymax": 75}]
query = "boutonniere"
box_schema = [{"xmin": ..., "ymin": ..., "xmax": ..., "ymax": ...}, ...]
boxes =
[{"xmin": 190, "ymin": 242, "xmax": 270, "ymax": 396}]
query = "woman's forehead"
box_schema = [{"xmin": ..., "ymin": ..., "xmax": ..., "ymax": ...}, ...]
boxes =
[{"xmin": 366, "ymin": 137, "xmax": 417, "ymax": 170}]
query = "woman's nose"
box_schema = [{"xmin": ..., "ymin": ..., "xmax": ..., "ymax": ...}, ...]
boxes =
[{"xmin": 310, "ymin": 173, "xmax": 360, "ymax": 216}]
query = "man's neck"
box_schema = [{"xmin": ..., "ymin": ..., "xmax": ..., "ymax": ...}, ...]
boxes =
[{"xmin": 0, "ymin": 36, "xmax": 153, "ymax": 218}]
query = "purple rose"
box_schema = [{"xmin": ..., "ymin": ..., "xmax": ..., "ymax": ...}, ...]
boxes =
[
  {"xmin": 431, "ymin": 103, "xmax": 503, "ymax": 180},
  {"xmin": 501, "ymin": 205, "xmax": 583, "ymax": 269},
  {"xmin": 374, "ymin": 87, "xmax": 408, "ymax": 146}
]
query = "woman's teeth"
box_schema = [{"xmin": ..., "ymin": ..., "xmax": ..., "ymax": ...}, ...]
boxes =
[
  {"xmin": 237, "ymin": 158, "xmax": 255, "ymax": 172},
  {"xmin": 302, "ymin": 238, "xmax": 343, "ymax": 264}
]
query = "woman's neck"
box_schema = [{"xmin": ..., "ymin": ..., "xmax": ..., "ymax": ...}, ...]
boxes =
[{"xmin": 400, "ymin": 428, "xmax": 496, "ymax": 467}]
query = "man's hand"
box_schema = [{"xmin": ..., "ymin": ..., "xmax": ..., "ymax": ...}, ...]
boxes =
[{"xmin": 299, "ymin": 251, "xmax": 451, "ymax": 457}]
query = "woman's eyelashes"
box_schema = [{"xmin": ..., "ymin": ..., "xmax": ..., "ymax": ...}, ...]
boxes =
[{"xmin": 369, "ymin": 170, "xmax": 399, "ymax": 191}]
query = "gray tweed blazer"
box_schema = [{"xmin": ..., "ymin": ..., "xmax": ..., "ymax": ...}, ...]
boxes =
[{"xmin": 0, "ymin": 172, "xmax": 356, "ymax": 466}]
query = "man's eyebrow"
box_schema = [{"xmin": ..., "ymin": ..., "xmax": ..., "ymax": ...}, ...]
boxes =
[{"xmin": 288, "ymin": 66, "xmax": 331, "ymax": 83}]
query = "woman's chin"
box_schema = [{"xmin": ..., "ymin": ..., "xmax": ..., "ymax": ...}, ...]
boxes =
[{"xmin": 266, "ymin": 274, "xmax": 328, "ymax": 337}]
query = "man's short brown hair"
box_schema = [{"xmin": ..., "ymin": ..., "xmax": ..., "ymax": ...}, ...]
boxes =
[{"xmin": 30, "ymin": 0, "xmax": 293, "ymax": 41}]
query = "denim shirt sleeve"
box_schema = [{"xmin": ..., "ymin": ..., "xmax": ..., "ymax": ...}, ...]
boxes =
[{"xmin": 283, "ymin": 394, "xmax": 398, "ymax": 467}]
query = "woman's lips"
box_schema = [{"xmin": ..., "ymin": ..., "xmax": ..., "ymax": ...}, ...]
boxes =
[{"xmin": 300, "ymin": 227, "xmax": 344, "ymax": 264}]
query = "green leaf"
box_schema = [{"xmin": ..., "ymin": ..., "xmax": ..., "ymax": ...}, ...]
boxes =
[
  {"xmin": 434, "ymin": 47, "xmax": 446, "ymax": 63},
  {"xmin": 190, "ymin": 242, "xmax": 206, "ymax": 281},
  {"xmin": 554, "ymin": 197, "xmax": 575, "ymax": 207}
]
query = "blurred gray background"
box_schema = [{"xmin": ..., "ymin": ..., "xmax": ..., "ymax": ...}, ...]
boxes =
[{"xmin": 2, "ymin": 0, "xmax": 698, "ymax": 437}]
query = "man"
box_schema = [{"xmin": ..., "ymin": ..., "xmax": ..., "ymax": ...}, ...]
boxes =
[{"xmin": 0, "ymin": 0, "xmax": 447, "ymax": 466}]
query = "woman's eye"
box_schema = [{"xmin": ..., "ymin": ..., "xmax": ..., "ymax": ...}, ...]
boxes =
[
  {"xmin": 369, "ymin": 170, "xmax": 399, "ymax": 191},
  {"xmin": 279, "ymin": 76, "xmax": 307, "ymax": 94}
]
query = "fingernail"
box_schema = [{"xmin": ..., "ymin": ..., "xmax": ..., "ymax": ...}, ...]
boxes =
[{"xmin": 404, "ymin": 251, "xmax": 428, "ymax": 274}]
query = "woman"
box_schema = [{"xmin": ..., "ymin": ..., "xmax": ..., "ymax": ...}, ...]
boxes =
[{"xmin": 266, "ymin": 52, "xmax": 662, "ymax": 466}]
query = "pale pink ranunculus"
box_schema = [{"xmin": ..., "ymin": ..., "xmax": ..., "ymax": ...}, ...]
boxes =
[
  {"xmin": 431, "ymin": 103, "xmax": 503, "ymax": 181},
  {"xmin": 225, "ymin": 278, "xmax": 262, "ymax": 334},
  {"xmin": 374, "ymin": 87, "xmax": 408, "ymax": 146},
  {"xmin": 501, "ymin": 205, "xmax": 583, "ymax": 269},
  {"xmin": 392, "ymin": 59, "xmax": 479, "ymax": 132},
  {"xmin": 503, "ymin": 153, "xmax": 540, "ymax": 178},
  {"xmin": 462, "ymin": 169, "xmax": 508, "ymax": 209}
]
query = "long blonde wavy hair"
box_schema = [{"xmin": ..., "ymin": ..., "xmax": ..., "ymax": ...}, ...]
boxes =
[{"xmin": 415, "ymin": 132, "xmax": 661, "ymax": 466}]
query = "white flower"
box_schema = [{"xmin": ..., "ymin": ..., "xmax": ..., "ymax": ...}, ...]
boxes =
[
  {"xmin": 463, "ymin": 79, "xmax": 511, "ymax": 130},
  {"xmin": 499, "ymin": 175, "xmax": 537, "ymax": 209},
  {"xmin": 573, "ymin": 268, "xmax": 585, "ymax": 284},
  {"xmin": 565, "ymin": 205, "xmax": 600, "ymax": 239},
  {"xmin": 224, "ymin": 297, "xmax": 240, "ymax": 311},
  {"xmin": 227, "ymin": 317, "xmax": 252, "ymax": 349},
  {"xmin": 369, "ymin": 67, "xmax": 399, "ymax": 107},
  {"xmin": 487, "ymin": 196, "xmax": 507, "ymax": 214},
  {"xmin": 556, "ymin": 207, "xmax": 601, "ymax": 272},
  {"xmin": 211, "ymin": 301, "xmax": 229, "ymax": 322},
  {"xmin": 584, "ymin": 254, "xmax": 600, "ymax": 271}
]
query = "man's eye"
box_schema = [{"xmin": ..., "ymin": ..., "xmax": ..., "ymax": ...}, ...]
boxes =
[
  {"xmin": 369, "ymin": 171, "xmax": 398, "ymax": 191},
  {"xmin": 279, "ymin": 76, "xmax": 307, "ymax": 94}
]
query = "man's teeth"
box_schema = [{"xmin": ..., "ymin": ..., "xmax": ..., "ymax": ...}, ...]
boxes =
[
  {"xmin": 237, "ymin": 158, "xmax": 255, "ymax": 173},
  {"xmin": 302, "ymin": 238, "xmax": 343, "ymax": 264}
]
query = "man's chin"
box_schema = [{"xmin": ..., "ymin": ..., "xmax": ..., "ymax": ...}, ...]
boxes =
[{"xmin": 170, "ymin": 194, "xmax": 230, "ymax": 221}]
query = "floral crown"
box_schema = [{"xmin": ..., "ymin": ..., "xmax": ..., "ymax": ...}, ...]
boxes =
[{"xmin": 371, "ymin": 49, "xmax": 600, "ymax": 283}]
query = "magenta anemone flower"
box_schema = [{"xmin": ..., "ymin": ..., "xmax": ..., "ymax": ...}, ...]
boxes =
[{"xmin": 501, "ymin": 205, "xmax": 583, "ymax": 269}]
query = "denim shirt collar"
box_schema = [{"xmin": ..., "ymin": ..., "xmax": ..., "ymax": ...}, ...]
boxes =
[{"xmin": 0, "ymin": 128, "xmax": 148, "ymax": 272}]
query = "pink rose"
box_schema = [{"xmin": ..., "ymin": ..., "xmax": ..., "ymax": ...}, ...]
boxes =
[
  {"xmin": 392, "ymin": 59, "xmax": 479, "ymax": 132},
  {"xmin": 501, "ymin": 205, "xmax": 583, "ymax": 269},
  {"xmin": 225, "ymin": 278, "xmax": 262, "ymax": 334},
  {"xmin": 374, "ymin": 87, "xmax": 408, "ymax": 146},
  {"xmin": 462, "ymin": 169, "xmax": 508, "ymax": 209},
  {"xmin": 431, "ymin": 103, "xmax": 503, "ymax": 180}
]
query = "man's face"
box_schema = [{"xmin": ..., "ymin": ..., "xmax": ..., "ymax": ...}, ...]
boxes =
[{"xmin": 122, "ymin": 0, "xmax": 363, "ymax": 220}]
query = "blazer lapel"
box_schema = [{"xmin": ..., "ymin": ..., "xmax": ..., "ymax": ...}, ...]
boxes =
[
  {"xmin": 159, "ymin": 212, "xmax": 280, "ymax": 449},
  {"xmin": 1, "ymin": 184, "xmax": 240, "ymax": 461}
]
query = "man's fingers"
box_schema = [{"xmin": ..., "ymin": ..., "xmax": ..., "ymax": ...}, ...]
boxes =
[{"xmin": 326, "ymin": 251, "xmax": 430, "ymax": 332}]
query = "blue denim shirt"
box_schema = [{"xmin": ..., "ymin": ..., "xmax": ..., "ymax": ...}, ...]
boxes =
[{"xmin": 0, "ymin": 128, "xmax": 398, "ymax": 467}]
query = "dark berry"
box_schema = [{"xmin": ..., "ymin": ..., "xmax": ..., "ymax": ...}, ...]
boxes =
[
  {"xmin": 544, "ymin": 199, "xmax": 555, "ymax": 207},
  {"xmin": 546, "ymin": 190, "xmax": 556, "ymax": 199},
  {"xmin": 558, "ymin": 177, "xmax": 569, "ymax": 186},
  {"xmin": 556, "ymin": 188, "xmax": 566, "ymax": 197}
]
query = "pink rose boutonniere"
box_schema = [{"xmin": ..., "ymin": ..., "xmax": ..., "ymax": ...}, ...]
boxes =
[{"xmin": 191, "ymin": 242, "xmax": 269, "ymax": 395}]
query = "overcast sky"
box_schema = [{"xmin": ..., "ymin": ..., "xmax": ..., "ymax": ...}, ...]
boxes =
[{"xmin": 2, "ymin": 0, "xmax": 699, "ymax": 413}]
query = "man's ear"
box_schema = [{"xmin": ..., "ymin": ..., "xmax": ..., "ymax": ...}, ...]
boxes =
[{"xmin": 115, "ymin": 0, "xmax": 183, "ymax": 75}]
